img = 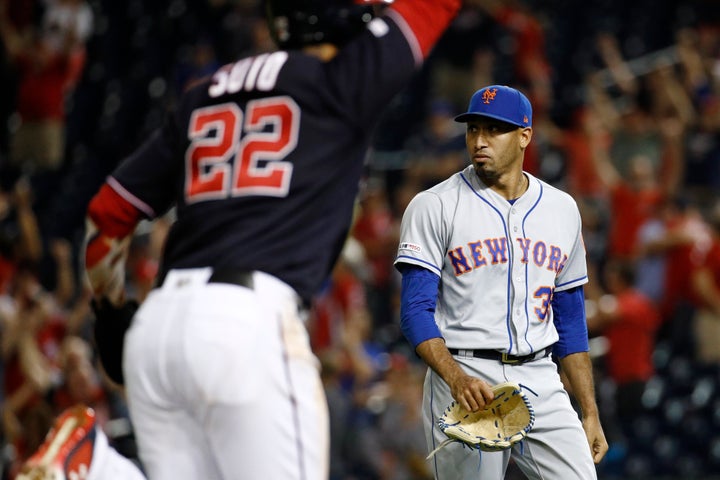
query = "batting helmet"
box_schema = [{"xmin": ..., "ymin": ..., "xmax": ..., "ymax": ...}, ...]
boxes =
[{"xmin": 265, "ymin": 0, "xmax": 392, "ymax": 50}]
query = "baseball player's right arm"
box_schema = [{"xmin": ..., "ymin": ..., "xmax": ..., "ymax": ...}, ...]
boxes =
[
  {"xmin": 416, "ymin": 338, "xmax": 495, "ymax": 412},
  {"xmin": 399, "ymin": 262, "xmax": 494, "ymax": 413},
  {"xmin": 84, "ymin": 183, "xmax": 144, "ymax": 305},
  {"xmin": 396, "ymin": 191, "xmax": 494, "ymax": 411}
]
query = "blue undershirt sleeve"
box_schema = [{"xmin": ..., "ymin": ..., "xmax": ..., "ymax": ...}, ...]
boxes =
[
  {"xmin": 398, "ymin": 263, "xmax": 442, "ymax": 349},
  {"xmin": 551, "ymin": 285, "xmax": 589, "ymax": 358}
]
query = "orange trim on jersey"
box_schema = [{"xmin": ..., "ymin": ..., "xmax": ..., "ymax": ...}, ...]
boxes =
[
  {"xmin": 87, "ymin": 184, "xmax": 143, "ymax": 239},
  {"xmin": 391, "ymin": 0, "xmax": 461, "ymax": 58}
]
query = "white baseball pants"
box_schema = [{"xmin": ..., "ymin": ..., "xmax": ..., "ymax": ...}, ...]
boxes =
[
  {"xmin": 119, "ymin": 268, "xmax": 329, "ymax": 480},
  {"xmin": 424, "ymin": 354, "xmax": 597, "ymax": 479}
]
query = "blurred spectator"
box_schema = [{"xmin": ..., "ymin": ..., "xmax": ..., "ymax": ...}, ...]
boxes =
[
  {"xmin": 688, "ymin": 199, "xmax": 720, "ymax": 372},
  {"xmin": 1, "ymin": 0, "xmax": 93, "ymax": 177},
  {"xmin": 470, "ymin": 0, "xmax": 553, "ymax": 115},
  {"xmin": 551, "ymin": 106, "xmax": 606, "ymax": 202},
  {"xmin": 590, "ymin": 34, "xmax": 690, "ymax": 179},
  {"xmin": 352, "ymin": 179, "xmax": 401, "ymax": 335},
  {"xmin": 638, "ymin": 199, "xmax": 712, "ymax": 354},
  {"xmin": 0, "ymin": 0, "xmax": 36, "ymax": 169},
  {"xmin": 50, "ymin": 335, "xmax": 106, "ymax": 414},
  {"xmin": 588, "ymin": 129, "xmax": 665, "ymax": 263},
  {"xmin": 319, "ymin": 348, "xmax": 353, "ymax": 480},
  {"xmin": 426, "ymin": 4, "xmax": 496, "ymax": 115},
  {"xmin": 0, "ymin": 178, "xmax": 43, "ymax": 296},
  {"xmin": 402, "ymin": 98, "xmax": 466, "ymax": 192},
  {"xmin": 1, "ymin": 264, "xmax": 59, "ymax": 477},
  {"xmin": 675, "ymin": 27, "xmax": 720, "ymax": 202},
  {"xmin": 587, "ymin": 260, "xmax": 661, "ymax": 468},
  {"xmin": 376, "ymin": 354, "xmax": 431, "ymax": 480},
  {"xmin": 310, "ymin": 236, "xmax": 371, "ymax": 355},
  {"xmin": 586, "ymin": 92, "xmax": 683, "ymax": 262},
  {"xmin": 633, "ymin": 196, "xmax": 685, "ymax": 305}
]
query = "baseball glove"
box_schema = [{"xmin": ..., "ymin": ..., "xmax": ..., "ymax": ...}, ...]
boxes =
[{"xmin": 427, "ymin": 382, "xmax": 535, "ymax": 459}]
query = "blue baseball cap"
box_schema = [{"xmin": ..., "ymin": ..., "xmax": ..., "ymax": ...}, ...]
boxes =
[{"xmin": 454, "ymin": 85, "xmax": 532, "ymax": 128}]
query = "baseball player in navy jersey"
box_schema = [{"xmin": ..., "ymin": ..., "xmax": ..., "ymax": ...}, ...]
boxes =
[
  {"xmin": 394, "ymin": 85, "xmax": 608, "ymax": 479},
  {"xmin": 17, "ymin": 1, "xmax": 461, "ymax": 479}
]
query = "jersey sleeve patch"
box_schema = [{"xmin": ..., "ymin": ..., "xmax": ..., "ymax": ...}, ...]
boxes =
[{"xmin": 399, "ymin": 242, "xmax": 422, "ymax": 253}]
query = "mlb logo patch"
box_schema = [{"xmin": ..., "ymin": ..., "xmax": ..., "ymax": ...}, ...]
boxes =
[{"xmin": 399, "ymin": 242, "xmax": 422, "ymax": 253}]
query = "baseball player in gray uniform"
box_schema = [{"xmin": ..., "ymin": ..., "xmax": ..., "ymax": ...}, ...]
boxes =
[{"xmin": 394, "ymin": 85, "xmax": 608, "ymax": 479}]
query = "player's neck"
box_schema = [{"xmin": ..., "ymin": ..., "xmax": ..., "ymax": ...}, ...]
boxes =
[{"xmin": 483, "ymin": 171, "xmax": 528, "ymax": 201}]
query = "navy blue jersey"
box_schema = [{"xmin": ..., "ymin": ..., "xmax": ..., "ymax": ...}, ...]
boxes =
[{"xmin": 107, "ymin": 7, "xmax": 453, "ymax": 303}]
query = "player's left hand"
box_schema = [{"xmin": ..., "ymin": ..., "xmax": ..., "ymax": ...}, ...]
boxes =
[
  {"xmin": 582, "ymin": 414, "xmax": 608, "ymax": 463},
  {"xmin": 91, "ymin": 297, "xmax": 138, "ymax": 385}
]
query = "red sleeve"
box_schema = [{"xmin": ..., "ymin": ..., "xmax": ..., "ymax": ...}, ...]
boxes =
[
  {"xmin": 87, "ymin": 184, "xmax": 144, "ymax": 239},
  {"xmin": 390, "ymin": 0, "xmax": 461, "ymax": 58}
]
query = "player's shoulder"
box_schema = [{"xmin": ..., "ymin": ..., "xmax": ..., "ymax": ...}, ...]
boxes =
[
  {"xmin": 425, "ymin": 169, "xmax": 468, "ymax": 197},
  {"xmin": 410, "ymin": 171, "xmax": 466, "ymax": 202},
  {"xmin": 402, "ymin": 170, "xmax": 467, "ymax": 216},
  {"xmin": 530, "ymin": 174, "xmax": 580, "ymax": 211}
]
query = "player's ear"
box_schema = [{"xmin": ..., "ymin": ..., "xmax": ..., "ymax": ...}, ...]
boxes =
[{"xmin": 519, "ymin": 127, "xmax": 532, "ymax": 149}]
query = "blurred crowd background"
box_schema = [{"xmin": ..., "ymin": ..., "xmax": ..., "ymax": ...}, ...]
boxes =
[{"xmin": 0, "ymin": 0, "xmax": 719, "ymax": 479}]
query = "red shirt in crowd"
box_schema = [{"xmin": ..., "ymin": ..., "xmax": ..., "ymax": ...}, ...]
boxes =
[
  {"xmin": 607, "ymin": 183, "xmax": 664, "ymax": 259},
  {"xmin": 689, "ymin": 236, "xmax": 720, "ymax": 310},
  {"xmin": 604, "ymin": 289, "xmax": 661, "ymax": 384}
]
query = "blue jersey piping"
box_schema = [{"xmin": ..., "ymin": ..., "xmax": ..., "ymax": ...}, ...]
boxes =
[
  {"xmin": 395, "ymin": 255, "xmax": 442, "ymax": 275},
  {"xmin": 520, "ymin": 179, "xmax": 543, "ymax": 353},
  {"xmin": 556, "ymin": 275, "xmax": 588, "ymax": 288},
  {"xmin": 460, "ymin": 172, "xmax": 514, "ymax": 354}
]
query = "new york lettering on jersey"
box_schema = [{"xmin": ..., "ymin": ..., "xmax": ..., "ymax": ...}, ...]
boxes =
[
  {"xmin": 447, "ymin": 237, "xmax": 568, "ymax": 275},
  {"xmin": 397, "ymin": 166, "xmax": 588, "ymax": 336}
]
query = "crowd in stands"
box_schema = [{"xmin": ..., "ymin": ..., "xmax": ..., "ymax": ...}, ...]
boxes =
[{"xmin": 0, "ymin": 0, "xmax": 719, "ymax": 479}]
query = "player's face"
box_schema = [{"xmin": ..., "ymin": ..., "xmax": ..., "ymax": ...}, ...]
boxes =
[{"xmin": 465, "ymin": 118, "xmax": 530, "ymax": 182}]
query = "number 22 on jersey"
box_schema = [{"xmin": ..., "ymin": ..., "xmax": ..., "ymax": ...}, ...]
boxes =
[{"xmin": 184, "ymin": 97, "xmax": 300, "ymax": 203}]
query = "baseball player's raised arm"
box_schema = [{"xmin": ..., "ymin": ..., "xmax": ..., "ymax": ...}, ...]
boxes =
[
  {"xmin": 389, "ymin": 0, "xmax": 461, "ymax": 62},
  {"xmin": 330, "ymin": 0, "xmax": 460, "ymax": 126}
]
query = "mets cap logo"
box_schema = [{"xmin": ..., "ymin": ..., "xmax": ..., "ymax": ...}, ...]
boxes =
[{"xmin": 482, "ymin": 88, "xmax": 498, "ymax": 104}]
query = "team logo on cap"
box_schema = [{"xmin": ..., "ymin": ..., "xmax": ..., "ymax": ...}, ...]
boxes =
[{"xmin": 482, "ymin": 88, "xmax": 498, "ymax": 104}]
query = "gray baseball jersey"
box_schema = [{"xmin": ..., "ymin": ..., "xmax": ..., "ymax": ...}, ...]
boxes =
[{"xmin": 395, "ymin": 165, "xmax": 588, "ymax": 355}]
